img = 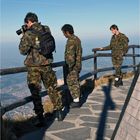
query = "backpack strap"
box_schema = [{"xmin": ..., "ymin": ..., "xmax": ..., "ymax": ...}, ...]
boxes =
[{"xmin": 41, "ymin": 25, "xmax": 46, "ymax": 32}]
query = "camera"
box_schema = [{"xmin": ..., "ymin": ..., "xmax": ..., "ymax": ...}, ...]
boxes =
[{"xmin": 16, "ymin": 25, "xmax": 28, "ymax": 35}]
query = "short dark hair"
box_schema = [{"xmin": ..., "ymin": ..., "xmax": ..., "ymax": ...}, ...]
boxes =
[
  {"xmin": 61, "ymin": 24, "xmax": 74, "ymax": 34},
  {"xmin": 110, "ymin": 24, "xmax": 119, "ymax": 30},
  {"xmin": 24, "ymin": 12, "xmax": 38, "ymax": 23}
]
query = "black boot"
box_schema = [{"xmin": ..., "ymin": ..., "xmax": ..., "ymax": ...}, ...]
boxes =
[
  {"xmin": 114, "ymin": 77, "xmax": 120, "ymax": 87},
  {"xmin": 70, "ymin": 102, "xmax": 80, "ymax": 108},
  {"xmin": 55, "ymin": 109, "xmax": 64, "ymax": 121},
  {"xmin": 118, "ymin": 78, "xmax": 123, "ymax": 86},
  {"xmin": 34, "ymin": 114, "xmax": 45, "ymax": 127},
  {"xmin": 114, "ymin": 77, "xmax": 123, "ymax": 87}
]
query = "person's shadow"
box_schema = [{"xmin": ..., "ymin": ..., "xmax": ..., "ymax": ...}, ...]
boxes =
[
  {"xmin": 2, "ymin": 113, "xmax": 55, "ymax": 140},
  {"xmin": 96, "ymin": 79, "xmax": 116, "ymax": 140},
  {"xmin": 80, "ymin": 78, "xmax": 95, "ymax": 106}
]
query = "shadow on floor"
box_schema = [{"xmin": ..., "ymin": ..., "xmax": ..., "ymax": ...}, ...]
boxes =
[
  {"xmin": 80, "ymin": 78, "xmax": 95, "ymax": 106},
  {"xmin": 96, "ymin": 79, "xmax": 116, "ymax": 140},
  {"xmin": 2, "ymin": 113, "xmax": 55, "ymax": 140}
]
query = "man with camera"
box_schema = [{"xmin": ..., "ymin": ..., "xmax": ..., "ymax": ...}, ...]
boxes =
[
  {"xmin": 93, "ymin": 24, "xmax": 129, "ymax": 87},
  {"xmin": 18, "ymin": 12, "xmax": 64, "ymax": 127}
]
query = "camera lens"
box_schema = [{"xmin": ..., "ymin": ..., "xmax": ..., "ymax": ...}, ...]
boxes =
[
  {"xmin": 16, "ymin": 29, "xmax": 22, "ymax": 35},
  {"xmin": 16, "ymin": 25, "xmax": 28, "ymax": 35}
]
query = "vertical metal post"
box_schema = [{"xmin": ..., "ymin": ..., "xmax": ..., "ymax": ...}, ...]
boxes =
[
  {"xmin": 63, "ymin": 65, "xmax": 68, "ymax": 85},
  {"xmin": 94, "ymin": 50, "xmax": 97, "ymax": 80},
  {"xmin": 132, "ymin": 47, "xmax": 136, "ymax": 72}
]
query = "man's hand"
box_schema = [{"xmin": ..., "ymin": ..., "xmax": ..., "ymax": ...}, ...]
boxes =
[{"xmin": 92, "ymin": 48, "xmax": 103, "ymax": 51}]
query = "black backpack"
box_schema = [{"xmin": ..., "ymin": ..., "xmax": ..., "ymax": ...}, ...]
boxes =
[{"xmin": 31, "ymin": 25, "xmax": 56, "ymax": 59}]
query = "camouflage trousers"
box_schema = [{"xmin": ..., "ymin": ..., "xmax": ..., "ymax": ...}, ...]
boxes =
[
  {"xmin": 27, "ymin": 66, "xmax": 62, "ymax": 115},
  {"xmin": 112, "ymin": 56, "xmax": 123, "ymax": 78},
  {"xmin": 66, "ymin": 70, "xmax": 80, "ymax": 99}
]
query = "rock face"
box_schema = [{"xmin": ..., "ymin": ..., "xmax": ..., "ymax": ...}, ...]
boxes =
[{"xmin": 114, "ymin": 75, "xmax": 140, "ymax": 140}]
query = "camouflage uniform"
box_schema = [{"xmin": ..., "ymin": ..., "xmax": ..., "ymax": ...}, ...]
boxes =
[
  {"xmin": 65, "ymin": 35, "xmax": 82, "ymax": 99},
  {"xmin": 19, "ymin": 22, "xmax": 62, "ymax": 116},
  {"xmin": 102, "ymin": 33, "xmax": 129, "ymax": 78}
]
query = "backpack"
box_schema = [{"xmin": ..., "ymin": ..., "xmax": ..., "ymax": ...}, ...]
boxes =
[{"xmin": 31, "ymin": 25, "xmax": 56, "ymax": 59}]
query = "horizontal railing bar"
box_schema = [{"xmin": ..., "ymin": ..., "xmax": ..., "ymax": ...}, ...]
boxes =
[
  {"xmin": 52, "ymin": 61, "xmax": 65, "ymax": 67},
  {"xmin": 95, "ymin": 53, "xmax": 140, "ymax": 57},
  {"xmin": 128, "ymin": 45, "xmax": 140, "ymax": 48},
  {"xmin": 79, "ymin": 72, "xmax": 95, "ymax": 81},
  {"xmin": 125, "ymin": 54, "xmax": 140, "ymax": 57},
  {"xmin": 0, "ymin": 54, "xmax": 94, "ymax": 76},
  {"xmin": 97, "ymin": 64, "xmax": 138, "ymax": 73},
  {"xmin": 0, "ymin": 61, "xmax": 65, "ymax": 75},
  {"xmin": 82, "ymin": 54, "xmax": 94, "ymax": 60},
  {"xmin": 92, "ymin": 45, "xmax": 140, "ymax": 52},
  {"xmin": 1, "ymin": 53, "xmax": 140, "ymax": 76},
  {"xmin": 0, "ymin": 67, "xmax": 27, "ymax": 75}
]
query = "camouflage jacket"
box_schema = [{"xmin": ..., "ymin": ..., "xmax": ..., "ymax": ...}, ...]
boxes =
[
  {"xmin": 103, "ymin": 33, "xmax": 129, "ymax": 58},
  {"xmin": 19, "ymin": 22, "xmax": 52, "ymax": 67},
  {"xmin": 65, "ymin": 35, "xmax": 82, "ymax": 72}
]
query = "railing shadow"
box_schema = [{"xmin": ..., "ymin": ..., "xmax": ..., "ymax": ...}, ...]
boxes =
[{"xmin": 96, "ymin": 79, "xmax": 116, "ymax": 140}]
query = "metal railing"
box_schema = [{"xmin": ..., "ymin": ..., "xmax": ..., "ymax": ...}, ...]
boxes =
[{"xmin": 0, "ymin": 45, "xmax": 139, "ymax": 116}]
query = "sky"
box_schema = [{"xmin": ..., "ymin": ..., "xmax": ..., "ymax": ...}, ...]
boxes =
[{"xmin": 0, "ymin": 0, "xmax": 140, "ymax": 45}]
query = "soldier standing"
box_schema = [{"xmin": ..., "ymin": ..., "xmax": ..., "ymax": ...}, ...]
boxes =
[
  {"xmin": 94, "ymin": 24, "xmax": 129, "ymax": 87},
  {"xmin": 61, "ymin": 24, "xmax": 82, "ymax": 108},
  {"xmin": 18, "ymin": 12, "xmax": 63, "ymax": 127}
]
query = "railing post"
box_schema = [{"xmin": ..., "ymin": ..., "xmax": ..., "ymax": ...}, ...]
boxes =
[
  {"xmin": 0, "ymin": 103, "xmax": 2, "ymax": 140},
  {"xmin": 132, "ymin": 47, "xmax": 136, "ymax": 72},
  {"xmin": 63, "ymin": 65, "xmax": 68, "ymax": 85},
  {"xmin": 94, "ymin": 50, "xmax": 97, "ymax": 80}
]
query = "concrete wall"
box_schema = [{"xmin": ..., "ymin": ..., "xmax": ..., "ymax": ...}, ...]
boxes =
[{"xmin": 115, "ymin": 76, "xmax": 140, "ymax": 140}]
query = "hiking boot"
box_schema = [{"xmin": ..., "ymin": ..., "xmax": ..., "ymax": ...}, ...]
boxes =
[
  {"xmin": 118, "ymin": 78, "xmax": 123, "ymax": 86},
  {"xmin": 44, "ymin": 112, "xmax": 54, "ymax": 121},
  {"xmin": 55, "ymin": 109, "xmax": 64, "ymax": 121},
  {"xmin": 114, "ymin": 77, "xmax": 123, "ymax": 87},
  {"xmin": 114, "ymin": 80, "xmax": 119, "ymax": 87},
  {"xmin": 70, "ymin": 102, "xmax": 80, "ymax": 108},
  {"xmin": 114, "ymin": 77, "xmax": 120, "ymax": 87},
  {"xmin": 34, "ymin": 114, "xmax": 45, "ymax": 127}
]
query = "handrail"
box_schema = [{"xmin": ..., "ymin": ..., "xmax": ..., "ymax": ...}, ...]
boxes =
[
  {"xmin": 0, "ymin": 54, "xmax": 139, "ymax": 76},
  {"xmin": 0, "ymin": 55, "xmax": 94, "ymax": 76},
  {"xmin": 0, "ymin": 45, "xmax": 140, "ymax": 116},
  {"xmin": 92, "ymin": 45, "xmax": 140, "ymax": 79},
  {"xmin": 1, "ymin": 45, "xmax": 140, "ymax": 76}
]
